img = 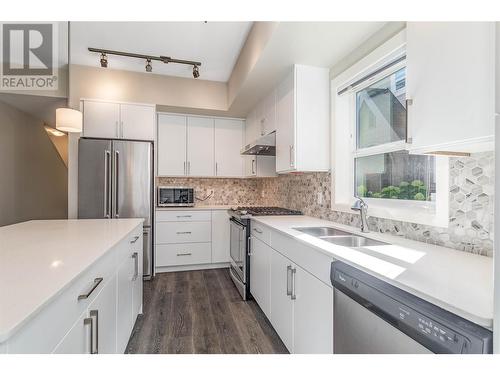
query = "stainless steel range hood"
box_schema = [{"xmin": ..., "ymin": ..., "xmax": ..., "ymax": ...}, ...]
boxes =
[{"xmin": 240, "ymin": 132, "xmax": 276, "ymax": 156}]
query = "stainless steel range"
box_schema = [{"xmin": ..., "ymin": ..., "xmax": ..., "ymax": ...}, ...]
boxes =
[{"xmin": 228, "ymin": 206, "xmax": 303, "ymax": 300}]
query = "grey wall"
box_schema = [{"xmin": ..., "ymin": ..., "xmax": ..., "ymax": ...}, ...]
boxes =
[{"xmin": 0, "ymin": 100, "xmax": 68, "ymax": 226}]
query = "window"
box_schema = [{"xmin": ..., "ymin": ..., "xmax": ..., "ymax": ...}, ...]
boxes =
[
  {"xmin": 353, "ymin": 67, "xmax": 436, "ymax": 203},
  {"xmin": 331, "ymin": 30, "xmax": 448, "ymax": 227}
]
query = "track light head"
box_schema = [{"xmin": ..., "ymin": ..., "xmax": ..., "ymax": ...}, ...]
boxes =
[
  {"xmin": 100, "ymin": 53, "xmax": 108, "ymax": 68},
  {"xmin": 192, "ymin": 64, "xmax": 200, "ymax": 79},
  {"xmin": 145, "ymin": 59, "xmax": 152, "ymax": 73}
]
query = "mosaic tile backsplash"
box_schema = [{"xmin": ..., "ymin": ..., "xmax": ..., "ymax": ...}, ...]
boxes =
[{"xmin": 157, "ymin": 151, "xmax": 494, "ymax": 257}]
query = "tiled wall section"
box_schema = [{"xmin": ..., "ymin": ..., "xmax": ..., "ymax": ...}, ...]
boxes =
[
  {"xmin": 157, "ymin": 152, "xmax": 494, "ymax": 257},
  {"xmin": 156, "ymin": 177, "xmax": 263, "ymax": 206},
  {"xmin": 259, "ymin": 152, "xmax": 495, "ymax": 257}
]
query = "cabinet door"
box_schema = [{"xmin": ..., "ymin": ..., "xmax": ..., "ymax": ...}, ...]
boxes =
[
  {"xmin": 250, "ymin": 237, "xmax": 271, "ymax": 318},
  {"xmin": 256, "ymin": 156, "xmax": 276, "ymax": 177},
  {"xmin": 83, "ymin": 101, "xmax": 120, "ymax": 139},
  {"xmin": 293, "ymin": 266, "xmax": 333, "ymax": 354},
  {"xmin": 214, "ymin": 118, "xmax": 244, "ymax": 177},
  {"xmin": 263, "ymin": 89, "xmax": 277, "ymax": 135},
  {"xmin": 244, "ymin": 156, "xmax": 257, "ymax": 177},
  {"xmin": 157, "ymin": 114, "xmax": 187, "ymax": 176},
  {"xmin": 120, "ymin": 104, "xmax": 155, "ymax": 141},
  {"xmin": 53, "ymin": 310, "xmax": 89, "ymax": 354},
  {"xmin": 276, "ymin": 70, "xmax": 295, "ymax": 172},
  {"xmin": 211, "ymin": 210, "xmax": 231, "ymax": 263},
  {"xmin": 270, "ymin": 249, "xmax": 294, "ymax": 352},
  {"xmin": 406, "ymin": 22, "xmax": 495, "ymax": 154},
  {"xmin": 87, "ymin": 276, "xmax": 117, "ymax": 354},
  {"xmin": 245, "ymin": 109, "xmax": 259, "ymax": 143},
  {"xmin": 187, "ymin": 116, "xmax": 214, "ymax": 176},
  {"xmin": 116, "ymin": 256, "xmax": 135, "ymax": 353}
]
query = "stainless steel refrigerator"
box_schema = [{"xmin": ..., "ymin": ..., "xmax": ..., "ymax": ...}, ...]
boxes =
[{"xmin": 78, "ymin": 138, "xmax": 154, "ymax": 279}]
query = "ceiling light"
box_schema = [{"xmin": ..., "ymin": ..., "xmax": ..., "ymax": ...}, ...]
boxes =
[
  {"xmin": 56, "ymin": 108, "xmax": 83, "ymax": 133},
  {"xmin": 100, "ymin": 53, "xmax": 108, "ymax": 68},
  {"xmin": 192, "ymin": 65, "xmax": 200, "ymax": 79},
  {"xmin": 145, "ymin": 59, "xmax": 152, "ymax": 72}
]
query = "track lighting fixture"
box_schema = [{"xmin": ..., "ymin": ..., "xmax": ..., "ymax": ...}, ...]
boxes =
[
  {"xmin": 100, "ymin": 53, "xmax": 108, "ymax": 68},
  {"xmin": 89, "ymin": 48, "xmax": 202, "ymax": 79},
  {"xmin": 192, "ymin": 64, "xmax": 200, "ymax": 79},
  {"xmin": 145, "ymin": 59, "xmax": 152, "ymax": 72}
]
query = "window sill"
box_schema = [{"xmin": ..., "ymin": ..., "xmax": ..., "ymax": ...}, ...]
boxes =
[{"xmin": 332, "ymin": 198, "xmax": 448, "ymax": 228}]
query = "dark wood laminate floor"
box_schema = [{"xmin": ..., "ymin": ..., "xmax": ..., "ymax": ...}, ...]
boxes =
[{"xmin": 125, "ymin": 268, "xmax": 288, "ymax": 354}]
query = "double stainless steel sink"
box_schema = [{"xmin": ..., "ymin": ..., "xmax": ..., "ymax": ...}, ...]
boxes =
[{"xmin": 293, "ymin": 226, "xmax": 388, "ymax": 248}]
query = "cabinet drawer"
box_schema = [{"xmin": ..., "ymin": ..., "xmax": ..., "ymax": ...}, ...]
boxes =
[
  {"xmin": 156, "ymin": 221, "xmax": 211, "ymax": 244},
  {"xmin": 250, "ymin": 221, "xmax": 271, "ymax": 245},
  {"xmin": 6, "ymin": 240, "xmax": 120, "ymax": 353},
  {"xmin": 156, "ymin": 243, "xmax": 212, "ymax": 266},
  {"xmin": 270, "ymin": 230, "xmax": 333, "ymax": 287},
  {"xmin": 156, "ymin": 210, "xmax": 211, "ymax": 222},
  {"xmin": 116, "ymin": 224, "xmax": 143, "ymax": 263}
]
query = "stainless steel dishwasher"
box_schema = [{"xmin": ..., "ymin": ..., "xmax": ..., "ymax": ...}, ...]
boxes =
[{"xmin": 331, "ymin": 261, "xmax": 493, "ymax": 354}]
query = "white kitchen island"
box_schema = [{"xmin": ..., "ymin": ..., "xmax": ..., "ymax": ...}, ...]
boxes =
[{"xmin": 0, "ymin": 219, "xmax": 144, "ymax": 354}]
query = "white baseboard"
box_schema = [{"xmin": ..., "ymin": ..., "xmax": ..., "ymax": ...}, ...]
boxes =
[{"xmin": 155, "ymin": 262, "xmax": 230, "ymax": 274}]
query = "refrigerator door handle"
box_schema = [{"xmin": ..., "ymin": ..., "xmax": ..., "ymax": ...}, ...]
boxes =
[
  {"xmin": 104, "ymin": 150, "xmax": 111, "ymax": 218},
  {"xmin": 114, "ymin": 150, "xmax": 120, "ymax": 218}
]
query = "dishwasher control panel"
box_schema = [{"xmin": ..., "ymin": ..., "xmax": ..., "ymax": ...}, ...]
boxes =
[{"xmin": 331, "ymin": 262, "xmax": 492, "ymax": 354}]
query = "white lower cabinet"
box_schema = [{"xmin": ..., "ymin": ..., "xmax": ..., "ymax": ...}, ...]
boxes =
[
  {"xmin": 212, "ymin": 210, "xmax": 231, "ymax": 263},
  {"xmin": 293, "ymin": 265, "xmax": 333, "ymax": 353},
  {"xmin": 270, "ymin": 249, "xmax": 294, "ymax": 352},
  {"xmin": 250, "ymin": 222, "xmax": 334, "ymax": 354},
  {"xmin": 53, "ymin": 310, "xmax": 89, "ymax": 354},
  {"xmin": 250, "ymin": 237, "xmax": 271, "ymax": 319}
]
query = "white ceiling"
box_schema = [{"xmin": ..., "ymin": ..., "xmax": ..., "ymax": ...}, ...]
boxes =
[{"xmin": 70, "ymin": 22, "xmax": 253, "ymax": 82}]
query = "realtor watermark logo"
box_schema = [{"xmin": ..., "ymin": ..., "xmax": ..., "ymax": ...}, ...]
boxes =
[{"xmin": 0, "ymin": 22, "xmax": 58, "ymax": 90}]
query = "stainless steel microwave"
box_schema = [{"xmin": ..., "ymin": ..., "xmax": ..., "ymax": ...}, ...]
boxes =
[{"xmin": 157, "ymin": 186, "xmax": 195, "ymax": 207}]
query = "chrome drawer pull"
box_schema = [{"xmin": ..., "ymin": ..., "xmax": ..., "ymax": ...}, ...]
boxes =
[
  {"xmin": 176, "ymin": 231, "xmax": 192, "ymax": 234},
  {"xmin": 130, "ymin": 235, "xmax": 140, "ymax": 243},
  {"xmin": 253, "ymin": 228, "xmax": 263, "ymax": 234},
  {"xmin": 90, "ymin": 310, "xmax": 99, "ymax": 354},
  {"xmin": 291, "ymin": 268, "xmax": 297, "ymax": 300},
  {"xmin": 286, "ymin": 265, "xmax": 292, "ymax": 296},
  {"xmin": 176, "ymin": 215, "xmax": 192, "ymax": 218},
  {"xmin": 84, "ymin": 317, "xmax": 94, "ymax": 354},
  {"xmin": 78, "ymin": 277, "xmax": 103, "ymax": 301},
  {"xmin": 176, "ymin": 252, "xmax": 192, "ymax": 256},
  {"xmin": 132, "ymin": 252, "xmax": 139, "ymax": 281}
]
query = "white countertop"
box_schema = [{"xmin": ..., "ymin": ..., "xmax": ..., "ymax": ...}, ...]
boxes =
[
  {"xmin": 251, "ymin": 215, "xmax": 494, "ymax": 329},
  {"xmin": 156, "ymin": 205, "xmax": 233, "ymax": 211},
  {"xmin": 0, "ymin": 218, "xmax": 143, "ymax": 342}
]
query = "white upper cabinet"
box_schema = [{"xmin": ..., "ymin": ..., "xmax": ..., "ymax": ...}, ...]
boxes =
[
  {"xmin": 83, "ymin": 101, "xmax": 120, "ymax": 139},
  {"xmin": 276, "ymin": 65, "xmax": 330, "ymax": 173},
  {"xmin": 406, "ymin": 22, "xmax": 495, "ymax": 154},
  {"xmin": 244, "ymin": 156, "xmax": 277, "ymax": 177},
  {"xmin": 157, "ymin": 114, "xmax": 187, "ymax": 176},
  {"xmin": 214, "ymin": 118, "xmax": 244, "ymax": 177},
  {"xmin": 82, "ymin": 100, "xmax": 155, "ymax": 141},
  {"xmin": 187, "ymin": 116, "xmax": 215, "ymax": 177},
  {"xmin": 245, "ymin": 108, "xmax": 260, "ymax": 144},
  {"xmin": 261, "ymin": 89, "xmax": 277, "ymax": 136},
  {"xmin": 120, "ymin": 104, "xmax": 156, "ymax": 141}
]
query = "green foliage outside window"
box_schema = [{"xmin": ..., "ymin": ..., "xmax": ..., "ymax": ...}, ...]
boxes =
[{"xmin": 357, "ymin": 179, "xmax": 428, "ymax": 201}]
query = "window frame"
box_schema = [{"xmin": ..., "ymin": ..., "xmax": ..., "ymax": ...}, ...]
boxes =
[{"xmin": 331, "ymin": 30, "xmax": 449, "ymax": 228}]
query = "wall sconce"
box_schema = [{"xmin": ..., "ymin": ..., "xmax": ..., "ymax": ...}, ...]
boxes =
[{"xmin": 56, "ymin": 108, "xmax": 83, "ymax": 133}]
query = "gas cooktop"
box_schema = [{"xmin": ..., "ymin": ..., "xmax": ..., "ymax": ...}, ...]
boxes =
[{"xmin": 230, "ymin": 206, "xmax": 303, "ymax": 217}]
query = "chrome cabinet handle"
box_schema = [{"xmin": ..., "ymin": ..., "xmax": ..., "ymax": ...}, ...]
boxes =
[
  {"xmin": 286, "ymin": 265, "xmax": 292, "ymax": 296},
  {"xmin": 115, "ymin": 121, "xmax": 119, "ymax": 138},
  {"xmin": 291, "ymin": 267, "xmax": 297, "ymax": 300},
  {"xmin": 114, "ymin": 150, "xmax": 119, "ymax": 218},
  {"xmin": 253, "ymin": 227, "xmax": 263, "ymax": 234},
  {"xmin": 184, "ymin": 161, "xmax": 186, "ymax": 175},
  {"xmin": 176, "ymin": 231, "xmax": 192, "ymax": 234},
  {"xmin": 90, "ymin": 310, "xmax": 99, "ymax": 354},
  {"xmin": 120, "ymin": 121, "xmax": 124, "ymax": 138},
  {"xmin": 104, "ymin": 150, "xmax": 111, "ymax": 218},
  {"xmin": 187, "ymin": 161, "xmax": 191, "ymax": 175},
  {"xmin": 215, "ymin": 162, "xmax": 218, "ymax": 176},
  {"xmin": 251, "ymin": 158, "xmax": 256, "ymax": 175},
  {"xmin": 176, "ymin": 215, "xmax": 192, "ymax": 218},
  {"xmin": 130, "ymin": 235, "xmax": 140, "ymax": 243},
  {"xmin": 132, "ymin": 252, "xmax": 139, "ymax": 281},
  {"xmin": 247, "ymin": 236, "xmax": 252, "ymax": 256},
  {"xmin": 289, "ymin": 145, "xmax": 294, "ymax": 168},
  {"xmin": 405, "ymin": 98, "xmax": 413, "ymax": 144},
  {"xmin": 176, "ymin": 252, "xmax": 192, "ymax": 256},
  {"xmin": 84, "ymin": 317, "xmax": 94, "ymax": 354},
  {"xmin": 78, "ymin": 277, "xmax": 103, "ymax": 300}
]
